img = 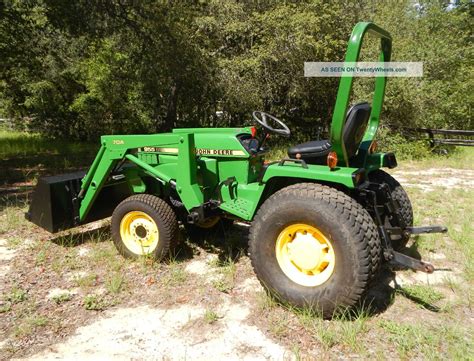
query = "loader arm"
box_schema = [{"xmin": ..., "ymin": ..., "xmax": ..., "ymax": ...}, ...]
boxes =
[{"xmin": 78, "ymin": 133, "xmax": 204, "ymax": 223}]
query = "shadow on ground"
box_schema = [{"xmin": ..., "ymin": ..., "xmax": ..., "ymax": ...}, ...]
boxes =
[
  {"xmin": 364, "ymin": 262, "xmax": 443, "ymax": 315},
  {"xmin": 49, "ymin": 225, "xmax": 112, "ymax": 247},
  {"xmin": 45, "ymin": 218, "xmax": 250, "ymax": 266}
]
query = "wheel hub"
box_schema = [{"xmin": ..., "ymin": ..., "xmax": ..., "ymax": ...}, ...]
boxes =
[
  {"xmin": 129, "ymin": 218, "xmax": 156, "ymax": 246},
  {"xmin": 120, "ymin": 211, "xmax": 159, "ymax": 255},
  {"xmin": 134, "ymin": 224, "xmax": 148, "ymax": 239},
  {"xmin": 287, "ymin": 232, "xmax": 325, "ymax": 271},
  {"xmin": 275, "ymin": 224, "xmax": 335, "ymax": 287}
]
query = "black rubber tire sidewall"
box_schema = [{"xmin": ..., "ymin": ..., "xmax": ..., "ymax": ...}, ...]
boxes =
[
  {"xmin": 250, "ymin": 183, "xmax": 379, "ymax": 317},
  {"xmin": 369, "ymin": 170, "xmax": 413, "ymax": 249},
  {"xmin": 111, "ymin": 195, "xmax": 178, "ymax": 261}
]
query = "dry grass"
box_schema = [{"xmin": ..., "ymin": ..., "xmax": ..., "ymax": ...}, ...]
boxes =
[{"xmin": 0, "ymin": 132, "xmax": 473, "ymax": 359}]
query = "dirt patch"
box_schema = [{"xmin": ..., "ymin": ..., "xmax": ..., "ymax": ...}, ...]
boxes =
[
  {"xmin": 1, "ymin": 164, "xmax": 473, "ymax": 360},
  {"xmin": 0, "ymin": 238, "xmax": 17, "ymax": 284},
  {"xmin": 24, "ymin": 300, "xmax": 288, "ymax": 360},
  {"xmin": 392, "ymin": 167, "xmax": 474, "ymax": 191}
]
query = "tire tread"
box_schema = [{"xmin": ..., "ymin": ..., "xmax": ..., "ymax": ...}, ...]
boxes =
[
  {"xmin": 111, "ymin": 194, "xmax": 178, "ymax": 260},
  {"xmin": 249, "ymin": 183, "xmax": 381, "ymax": 314}
]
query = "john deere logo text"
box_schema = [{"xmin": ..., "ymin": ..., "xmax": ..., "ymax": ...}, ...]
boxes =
[
  {"xmin": 196, "ymin": 148, "xmax": 234, "ymax": 156},
  {"xmin": 138, "ymin": 147, "xmax": 245, "ymax": 156}
]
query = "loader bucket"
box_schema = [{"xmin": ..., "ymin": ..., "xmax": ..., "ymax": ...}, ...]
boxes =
[
  {"xmin": 26, "ymin": 171, "xmax": 85, "ymax": 233},
  {"xmin": 26, "ymin": 171, "xmax": 132, "ymax": 233}
]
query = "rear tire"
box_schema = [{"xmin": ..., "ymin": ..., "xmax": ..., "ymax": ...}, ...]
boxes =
[
  {"xmin": 111, "ymin": 194, "xmax": 178, "ymax": 261},
  {"xmin": 249, "ymin": 183, "xmax": 381, "ymax": 317},
  {"xmin": 369, "ymin": 170, "xmax": 413, "ymax": 250}
]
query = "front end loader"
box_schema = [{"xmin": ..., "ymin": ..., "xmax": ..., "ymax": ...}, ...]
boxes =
[{"xmin": 27, "ymin": 22, "xmax": 447, "ymax": 317}]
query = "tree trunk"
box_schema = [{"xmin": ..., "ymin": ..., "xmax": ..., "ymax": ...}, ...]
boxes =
[{"xmin": 164, "ymin": 82, "xmax": 178, "ymax": 132}]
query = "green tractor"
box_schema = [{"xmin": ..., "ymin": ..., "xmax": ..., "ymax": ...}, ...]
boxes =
[{"xmin": 27, "ymin": 22, "xmax": 446, "ymax": 316}]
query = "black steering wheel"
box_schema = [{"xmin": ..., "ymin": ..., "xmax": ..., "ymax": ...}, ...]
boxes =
[{"xmin": 252, "ymin": 111, "xmax": 291, "ymax": 137}]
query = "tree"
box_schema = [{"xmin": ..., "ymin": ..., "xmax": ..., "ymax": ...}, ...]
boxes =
[{"xmin": 1, "ymin": 0, "xmax": 472, "ymax": 141}]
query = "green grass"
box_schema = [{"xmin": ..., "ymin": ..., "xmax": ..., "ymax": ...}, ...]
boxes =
[
  {"xmin": 0, "ymin": 303, "xmax": 12, "ymax": 313},
  {"xmin": 35, "ymin": 247, "xmax": 48, "ymax": 266},
  {"xmin": 52, "ymin": 293, "xmax": 73, "ymax": 305},
  {"xmin": 258, "ymin": 298, "xmax": 372, "ymax": 353},
  {"xmin": 162, "ymin": 261, "xmax": 187, "ymax": 286},
  {"xmin": 14, "ymin": 315, "xmax": 49, "ymax": 338},
  {"xmin": 267, "ymin": 146, "xmax": 289, "ymax": 161},
  {"xmin": 74, "ymin": 273, "xmax": 98, "ymax": 288},
  {"xmin": 105, "ymin": 273, "xmax": 125, "ymax": 294},
  {"xmin": 203, "ymin": 309, "xmax": 220, "ymax": 324},
  {"xmin": 6, "ymin": 236, "xmax": 23, "ymax": 248},
  {"xmin": 268, "ymin": 312, "xmax": 290, "ymax": 338},
  {"xmin": 399, "ymin": 285, "xmax": 444, "ymax": 305},
  {"xmin": 404, "ymin": 146, "xmax": 474, "ymax": 169},
  {"xmin": 0, "ymin": 130, "xmax": 97, "ymax": 185},
  {"xmin": 0, "ymin": 130, "xmax": 94, "ymax": 159},
  {"xmin": 408, "ymin": 186, "xmax": 474, "ymax": 282},
  {"xmin": 294, "ymin": 306, "xmax": 370, "ymax": 353},
  {"xmin": 377, "ymin": 319, "xmax": 473, "ymax": 359},
  {"xmin": 378, "ymin": 320, "xmax": 434, "ymax": 358},
  {"xmin": 256, "ymin": 291, "xmax": 279, "ymax": 311},
  {"xmin": 83, "ymin": 294, "xmax": 107, "ymax": 311},
  {"xmin": 0, "ymin": 200, "xmax": 31, "ymax": 235},
  {"xmin": 6, "ymin": 286, "xmax": 27, "ymax": 304},
  {"xmin": 209, "ymin": 256, "xmax": 237, "ymax": 293}
]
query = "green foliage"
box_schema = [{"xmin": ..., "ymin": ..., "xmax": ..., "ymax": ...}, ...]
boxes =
[
  {"xmin": 105, "ymin": 273, "xmax": 125, "ymax": 294},
  {"xmin": 6, "ymin": 286, "xmax": 27, "ymax": 304},
  {"xmin": 398, "ymin": 285, "xmax": 444, "ymax": 307},
  {"xmin": 52, "ymin": 293, "xmax": 73, "ymax": 305},
  {"xmin": 377, "ymin": 128, "xmax": 432, "ymax": 160},
  {"xmin": 83, "ymin": 294, "xmax": 106, "ymax": 311},
  {"xmin": 353, "ymin": 1, "xmax": 473, "ymax": 131},
  {"xmin": 203, "ymin": 309, "xmax": 220, "ymax": 324},
  {"xmin": 0, "ymin": 1, "xmax": 472, "ymax": 141}
]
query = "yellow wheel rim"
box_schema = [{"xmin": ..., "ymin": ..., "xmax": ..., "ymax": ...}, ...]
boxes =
[
  {"xmin": 119, "ymin": 211, "xmax": 159, "ymax": 255},
  {"xmin": 275, "ymin": 223, "xmax": 335, "ymax": 287}
]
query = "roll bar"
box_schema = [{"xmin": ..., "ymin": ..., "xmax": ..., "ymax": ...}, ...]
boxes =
[{"xmin": 330, "ymin": 22, "xmax": 392, "ymax": 166}]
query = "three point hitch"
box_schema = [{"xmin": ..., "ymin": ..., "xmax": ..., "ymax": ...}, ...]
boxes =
[{"xmin": 358, "ymin": 182, "xmax": 448, "ymax": 274}]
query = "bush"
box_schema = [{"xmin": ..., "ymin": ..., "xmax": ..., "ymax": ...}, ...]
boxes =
[{"xmin": 377, "ymin": 128, "xmax": 432, "ymax": 160}]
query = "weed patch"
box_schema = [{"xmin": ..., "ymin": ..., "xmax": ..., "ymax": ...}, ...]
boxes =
[
  {"xmin": 378, "ymin": 320, "xmax": 439, "ymax": 358},
  {"xmin": 14, "ymin": 315, "xmax": 49, "ymax": 338},
  {"xmin": 397, "ymin": 285, "xmax": 444, "ymax": 309},
  {"xmin": 106, "ymin": 273, "xmax": 125, "ymax": 294},
  {"xmin": 162, "ymin": 263, "xmax": 187, "ymax": 286},
  {"xmin": 83, "ymin": 294, "xmax": 107, "ymax": 311},
  {"xmin": 203, "ymin": 309, "xmax": 220, "ymax": 324},
  {"xmin": 6, "ymin": 286, "xmax": 27, "ymax": 304},
  {"xmin": 210, "ymin": 256, "xmax": 236, "ymax": 293},
  {"xmin": 52, "ymin": 293, "xmax": 73, "ymax": 305},
  {"xmin": 75, "ymin": 273, "xmax": 98, "ymax": 288}
]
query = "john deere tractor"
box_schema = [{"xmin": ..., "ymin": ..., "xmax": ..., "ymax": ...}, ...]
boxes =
[{"xmin": 27, "ymin": 22, "xmax": 446, "ymax": 316}]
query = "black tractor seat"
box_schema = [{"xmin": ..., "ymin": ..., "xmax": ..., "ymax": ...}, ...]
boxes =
[
  {"xmin": 287, "ymin": 140, "xmax": 332, "ymax": 165},
  {"xmin": 287, "ymin": 102, "xmax": 371, "ymax": 165}
]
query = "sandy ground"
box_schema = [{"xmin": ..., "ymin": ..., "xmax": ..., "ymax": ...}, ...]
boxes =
[
  {"xmin": 1, "ymin": 166, "xmax": 472, "ymax": 360},
  {"xmin": 391, "ymin": 168, "xmax": 474, "ymax": 192},
  {"xmin": 26, "ymin": 302, "xmax": 287, "ymax": 361},
  {"xmin": 0, "ymin": 238, "xmax": 16, "ymax": 288}
]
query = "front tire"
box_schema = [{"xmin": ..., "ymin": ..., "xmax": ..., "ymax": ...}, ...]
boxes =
[
  {"xmin": 249, "ymin": 183, "xmax": 381, "ymax": 317},
  {"xmin": 111, "ymin": 194, "xmax": 178, "ymax": 261}
]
